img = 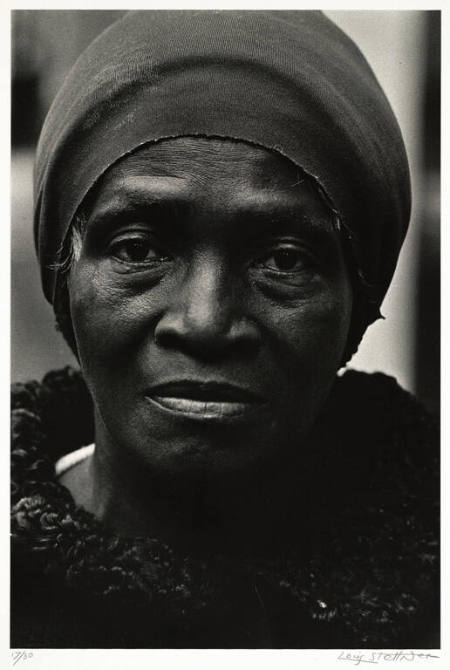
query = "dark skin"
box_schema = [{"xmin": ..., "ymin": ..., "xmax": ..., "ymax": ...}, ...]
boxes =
[{"xmin": 62, "ymin": 137, "xmax": 353, "ymax": 555}]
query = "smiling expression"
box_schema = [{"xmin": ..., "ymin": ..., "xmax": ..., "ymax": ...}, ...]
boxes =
[{"xmin": 68, "ymin": 137, "xmax": 353, "ymax": 479}]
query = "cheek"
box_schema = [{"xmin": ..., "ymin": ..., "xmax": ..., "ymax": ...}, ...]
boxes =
[
  {"xmin": 261, "ymin": 284, "xmax": 352, "ymax": 371},
  {"xmin": 68, "ymin": 264, "xmax": 153, "ymax": 377},
  {"xmin": 263, "ymin": 289, "xmax": 352, "ymax": 436}
]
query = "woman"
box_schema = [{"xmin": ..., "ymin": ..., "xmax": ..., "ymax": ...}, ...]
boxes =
[{"xmin": 11, "ymin": 11, "xmax": 439, "ymax": 648}]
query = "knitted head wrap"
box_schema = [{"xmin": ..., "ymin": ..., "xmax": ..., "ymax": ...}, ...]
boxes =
[{"xmin": 34, "ymin": 10, "xmax": 411, "ymax": 349}]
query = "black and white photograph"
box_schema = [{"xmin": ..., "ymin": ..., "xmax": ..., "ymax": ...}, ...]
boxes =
[{"xmin": 9, "ymin": 4, "xmax": 442, "ymax": 661}]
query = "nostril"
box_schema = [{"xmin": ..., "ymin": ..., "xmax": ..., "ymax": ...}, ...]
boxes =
[{"xmin": 154, "ymin": 313, "xmax": 261, "ymax": 359}]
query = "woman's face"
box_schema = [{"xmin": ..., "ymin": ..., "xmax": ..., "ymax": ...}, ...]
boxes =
[{"xmin": 69, "ymin": 138, "xmax": 352, "ymax": 479}]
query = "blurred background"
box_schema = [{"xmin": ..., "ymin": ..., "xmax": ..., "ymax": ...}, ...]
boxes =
[{"xmin": 11, "ymin": 10, "xmax": 440, "ymax": 412}]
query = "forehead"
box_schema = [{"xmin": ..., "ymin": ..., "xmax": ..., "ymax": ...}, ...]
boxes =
[{"xmin": 87, "ymin": 137, "xmax": 334, "ymax": 229}]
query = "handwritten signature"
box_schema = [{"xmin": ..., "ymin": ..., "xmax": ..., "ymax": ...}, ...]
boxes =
[
  {"xmin": 338, "ymin": 651, "xmax": 439, "ymax": 665},
  {"xmin": 11, "ymin": 651, "xmax": 33, "ymax": 666}
]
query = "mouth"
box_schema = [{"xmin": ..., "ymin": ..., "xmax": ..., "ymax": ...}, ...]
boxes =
[{"xmin": 145, "ymin": 380, "xmax": 267, "ymax": 420}]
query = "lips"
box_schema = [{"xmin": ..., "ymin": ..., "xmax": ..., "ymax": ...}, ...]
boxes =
[{"xmin": 145, "ymin": 380, "xmax": 267, "ymax": 420}]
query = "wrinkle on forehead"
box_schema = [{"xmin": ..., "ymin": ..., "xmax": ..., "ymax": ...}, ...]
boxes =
[{"xmin": 106, "ymin": 136, "xmax": 312, "ymax": 193}]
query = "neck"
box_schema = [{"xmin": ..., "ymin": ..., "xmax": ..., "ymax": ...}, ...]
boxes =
[{"xmin": 60, "ymin": 431, "xmax": 316, "ymax": 557}]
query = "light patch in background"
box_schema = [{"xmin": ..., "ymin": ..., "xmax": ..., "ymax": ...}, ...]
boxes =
[{"xmin": 11, "ymin": 150, "xmax": 77, "ymax": 381}]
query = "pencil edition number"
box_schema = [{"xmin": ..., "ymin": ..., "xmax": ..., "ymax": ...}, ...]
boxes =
[{"xmin": 11, "ymin": 651, "xmax": 33, "ymax": 666}]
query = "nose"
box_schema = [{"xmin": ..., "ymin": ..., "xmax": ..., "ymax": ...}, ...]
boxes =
[{"xmin": 154, "ymin": 256, "xmax": 261, "ymax": 360}]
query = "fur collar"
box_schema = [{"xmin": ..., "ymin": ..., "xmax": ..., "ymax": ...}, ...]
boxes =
[{"xmin": 11, "ymin": 367, "xmax": 439, "ymax": 648}]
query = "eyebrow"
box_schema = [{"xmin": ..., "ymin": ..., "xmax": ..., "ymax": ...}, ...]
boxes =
[{"xmin": 87, "ymin": 195, "xmax": 188, "ymax": 231}]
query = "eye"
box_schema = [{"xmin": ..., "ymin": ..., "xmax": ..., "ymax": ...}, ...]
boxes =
[
  {"xmin": 257, "ymin": 244, "xmax": 313, "ymax": 273},
  {"xmin": 108, "ymin": 234, "xmax": 169, "ymax": 264}
]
